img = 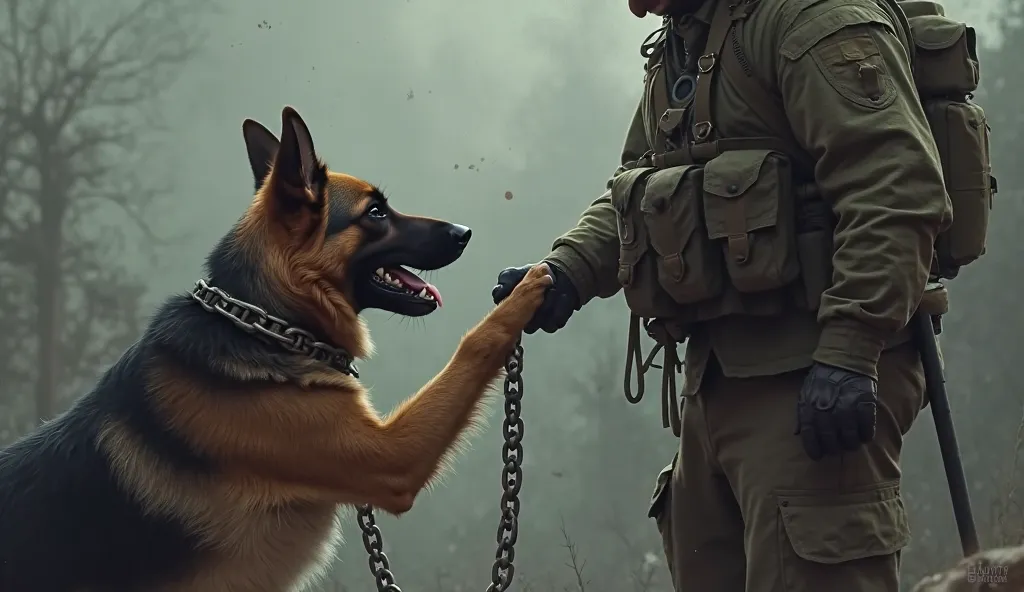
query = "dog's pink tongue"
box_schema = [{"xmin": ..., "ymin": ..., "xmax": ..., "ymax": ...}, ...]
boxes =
[{"xmin": 390, "ymin": 267, "xmax": 443, "ymax": 307}]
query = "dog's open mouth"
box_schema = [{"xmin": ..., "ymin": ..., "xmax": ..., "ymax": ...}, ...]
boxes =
[{"xmin": 370, "ymin": 266, "xmax": 442, "ymax": 307}]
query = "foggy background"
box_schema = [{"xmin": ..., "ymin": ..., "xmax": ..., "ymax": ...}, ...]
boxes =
[{"xmin": 0, "ymin": 0, "xmax": 1020, "ymax": 589}]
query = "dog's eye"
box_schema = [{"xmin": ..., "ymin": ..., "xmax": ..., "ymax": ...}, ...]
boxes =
[{"xmin": 367, "ymin": 205, "xmax": 387, "ymax": 219}]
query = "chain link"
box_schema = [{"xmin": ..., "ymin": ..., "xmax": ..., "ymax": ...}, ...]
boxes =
[
  {"xmin": 356, "ymin": 505, "xmax": 402, "ymax": 592},
  {"xmin": 486, "ymin": 342, "xmax": 524, "ymax": 592},
  {"xmin": 357, "ymin": 341, "xmax": 527, "ymax": 592},
  {"xmin": 188, "ymin": 279, "xmax": 358, "ymax": 377}
]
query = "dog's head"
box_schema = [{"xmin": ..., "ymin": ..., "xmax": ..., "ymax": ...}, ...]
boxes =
[{"xmin": 227, "ymin": 106, "xmax": 471, "ymax": 353}]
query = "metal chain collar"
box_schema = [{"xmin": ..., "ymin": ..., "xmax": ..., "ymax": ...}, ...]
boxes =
[
  {"xmin": 357, "ymin": 342, "xmax": 527, "ymax": 592},
  {"xmin": 188, "ymin": 279, "xmax": 358, "ymax": 377}
]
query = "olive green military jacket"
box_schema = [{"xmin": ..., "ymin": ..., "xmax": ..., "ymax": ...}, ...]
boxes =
[{"xmin": 545, "ymin": 0, "xmax": 951, "ymax": 388}]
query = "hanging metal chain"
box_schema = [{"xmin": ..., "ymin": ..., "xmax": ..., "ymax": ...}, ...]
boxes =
[
  {"xmin": 356, "ymin": 504, "xmax": 401, "ymax": 592},
  {"xmin": 356, "ymin": 341, "xmax": 527, "ymax": 592},
  {"xmin": 486, "ymin": 341, "xmax": 525, "ymax": 591}
]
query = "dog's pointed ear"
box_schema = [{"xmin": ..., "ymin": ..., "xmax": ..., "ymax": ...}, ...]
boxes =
[
  {"xmin": 271, "ymin": 106, "xmax": 327, "ymax": 209},
  {"xmin": 242, "ymin": 119, "xmax": 280, "ymax": 191}
]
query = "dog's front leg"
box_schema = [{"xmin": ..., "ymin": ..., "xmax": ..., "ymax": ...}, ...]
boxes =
[{"xmin": 146, "ymin": 265, "xmax": 553, "ymax": 514}]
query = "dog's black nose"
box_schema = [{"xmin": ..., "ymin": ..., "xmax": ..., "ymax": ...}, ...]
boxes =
[{"xmin": 449, "ymin": 224, "xmax": 472, "ymax": 248}]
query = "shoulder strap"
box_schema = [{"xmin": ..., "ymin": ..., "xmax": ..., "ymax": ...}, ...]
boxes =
[
  {"xmin": 682, "ymin": 0, "xmax": 815, "ymax": 170},
  {"xmin": 690, "ymin": 0, "xmax": 741, "ymax": 148}
]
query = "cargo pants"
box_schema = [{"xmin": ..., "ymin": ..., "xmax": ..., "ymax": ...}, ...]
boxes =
[{"xmin": 648, "ymin": 343, "xmax": 925, "ymax": 592}]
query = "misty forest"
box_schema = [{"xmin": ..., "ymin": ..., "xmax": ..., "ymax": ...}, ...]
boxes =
[{"xmin": 0, "ymin": 0, "xmax": 1021, "ymax": 590}]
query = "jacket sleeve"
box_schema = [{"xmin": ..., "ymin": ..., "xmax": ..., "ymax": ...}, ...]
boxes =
[
  {"xmin": 776, "ymin": 0, "xmax": 952, "ymax": 378},
  {"xmin": 544, "ymin": 98, "xmax": 650, "ymax": 306}
]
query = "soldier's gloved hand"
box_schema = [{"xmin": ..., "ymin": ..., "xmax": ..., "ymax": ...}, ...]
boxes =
[
  {"xmin": 492, "ymin": 263, "xmax": 579, "ymax": 334},
  {"xmin": 795, "ymin": 362, "xmax": 878, "ymax": 461}
]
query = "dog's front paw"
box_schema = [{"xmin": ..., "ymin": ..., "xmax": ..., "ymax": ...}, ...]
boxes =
[
  {"xmin": 490, "ymin": 263, "xmax": 553, "ymax": 333},
  {"xmin": 462, "ymin": 264, "xmax": 552, "ymax": 363}
]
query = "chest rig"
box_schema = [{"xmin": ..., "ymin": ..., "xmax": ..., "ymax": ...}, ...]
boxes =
[
  {"xmin": 619, "ymin": 0, "xmax": 822, "ymax": 435},
  {"xmin": 637, "ymin": 0, "xmax": 805, "ymax": 170}
]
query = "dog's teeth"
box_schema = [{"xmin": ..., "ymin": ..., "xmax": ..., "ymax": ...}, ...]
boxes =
[
  {"xmin": 417, "ymin": 288, "xmax": 428, "ymax": 298},
  {"xmin": 375, "ymin": 268, "xmax": 384, "ymax": 277},
  {"xmin": 389, "ymin": 277, "xmax": 401, "ymax": 287}
]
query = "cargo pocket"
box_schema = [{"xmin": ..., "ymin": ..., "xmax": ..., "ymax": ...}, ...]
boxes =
[
  {"xmin": 927, "ymin": 100, "xmax": 993, "ymax": 276},
  {"xmin": 776, "ymin": 481, "xmax": 909, "ymax": 589},
  {"xmin": 648, "ymin": 457, "xmax": 676, "ymax": 567},
  {"xmin": 641, "ymin": 165, "xmax": 724, "ymax": 305},
  {"xmin": 702, "ymin": 150, "xmax": 799, "ymax": 293},
  {"xmin": 612, "ymin": 167, "xmax": 681, "ymax": 319},
  {"xmin": 908, "ymin": 15, "xmax": 979, "ymax": 98}
]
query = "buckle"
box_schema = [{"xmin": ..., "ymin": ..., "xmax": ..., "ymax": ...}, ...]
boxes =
[
  {"xmin": 692, "ymin": 121, "xmax": 713, "ymax": 141},
  {"xmin": 697, "ymin": 53, "xmax": 716, "ymax": 73}
]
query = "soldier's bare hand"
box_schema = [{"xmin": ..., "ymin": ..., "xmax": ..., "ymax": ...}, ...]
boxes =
[{"xmin": 795, "ymin": 363, "xmax": 878, "ymax": 461}]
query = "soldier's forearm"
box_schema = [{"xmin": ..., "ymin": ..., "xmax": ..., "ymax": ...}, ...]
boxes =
[
  {"xmin": 815, "ymin": 156, "xmax": 946, "ymax": 379},
  {"xmin": 545, "ymin": 193, "xmax": 621, "ymax": 306}
]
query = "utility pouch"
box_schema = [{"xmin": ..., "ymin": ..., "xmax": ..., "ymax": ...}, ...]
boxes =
[
  {"xmin": 613, "ymin": 167, "xmax": 676, "ymax": 319},
  {"xmin": 702, "ymin": 150, "xmax": 800, "ymax": 293},
  {"xmin": 795, "ymin": 199, "xmax": 836, "ymax": 312},
  {"xmin": 612, "ymin": 165, "xmax": 725, "ymax": 319},
  {"xmin": 927, "ymin": 99, "xmax": 992, "ymax": 276},
  {"xmin": 642, "ymin": 165, "xmax": 725, "ymax": 305},
  {"xmin": 908, "ymin": 14, "xmax": 979, "ymax": 97}
]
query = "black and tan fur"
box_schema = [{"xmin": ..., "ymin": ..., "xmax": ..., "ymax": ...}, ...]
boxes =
[{"xmin": 0, "ymin": 106, "xmax": 553, "ymax": 592}]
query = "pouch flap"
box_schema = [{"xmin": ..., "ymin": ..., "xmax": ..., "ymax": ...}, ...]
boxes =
[
  {"xmin": 909, "ymin": 15, "xmax": 968, "ymax": 51},
  {"xmin": 777, "ymin": 481, "xmax": 910, "ymax": 564},
  {"xmin": 611, "ymin": 167, "xmax": 656, "ymax": 213},
  {"xmin": 898, "ymin": 0, "xmax": 944, "ymax": 18},
  {"xmin": 703, "ymin": 150, "xmax": 782, "ymax": 239},
  {"xmin": 640, "ymin": 165, "xmax": 700, "ymax": 215},
  {"xmin": 703, "ymin": 150, "xmax": 772, "ymax": 199}
]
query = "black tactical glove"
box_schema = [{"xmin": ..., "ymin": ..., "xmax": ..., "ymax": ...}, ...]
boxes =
[
  {"xmin": 492, "ymin": 263, "xmax": 578, "ymax": 334},
  {"xmin": 795, "ymin": 362, "xmax": 878, "ymax": 461}
]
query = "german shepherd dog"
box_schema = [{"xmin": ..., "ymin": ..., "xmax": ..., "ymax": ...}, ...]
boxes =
[{"xmin": 0, "ymin": 106, "xmax": 553, "ymax": 592}]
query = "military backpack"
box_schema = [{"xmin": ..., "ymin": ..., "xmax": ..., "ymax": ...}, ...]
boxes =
[{"xmin": 893, "ymin": 0, "xmax": 995, "ymax": 279}]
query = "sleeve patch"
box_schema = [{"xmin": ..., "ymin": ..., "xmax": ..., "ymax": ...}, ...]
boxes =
[{"xmin": 808, "ymin": 29, "xmax": 897, "ymax": 110}]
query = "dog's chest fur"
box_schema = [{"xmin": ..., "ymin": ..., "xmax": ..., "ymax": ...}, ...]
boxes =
[
  {"xmin": 163, "ymin": 501, "xmax": 344, "ymax": 592},
  {"xmin": 99, "ymin": 418, "xmax": 345, "ymax": 592}
]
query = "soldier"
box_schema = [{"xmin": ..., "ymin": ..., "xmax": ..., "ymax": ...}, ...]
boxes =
[{"xmin": 491, "ymin": 0, "xmax": 992, "ymax": 590}]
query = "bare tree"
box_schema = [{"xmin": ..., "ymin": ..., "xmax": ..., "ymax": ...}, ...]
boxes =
[{"xmin": 0, "ymin": 0, "xmax": 207, "ymax": 428}]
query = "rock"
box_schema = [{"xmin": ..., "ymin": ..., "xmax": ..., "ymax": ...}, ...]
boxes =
[{"xmin": 913, "ymin": 545, "xmax": 1024, "ymax": 591}]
